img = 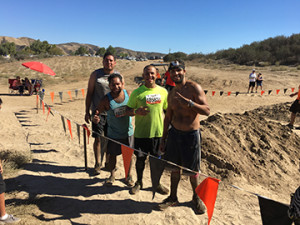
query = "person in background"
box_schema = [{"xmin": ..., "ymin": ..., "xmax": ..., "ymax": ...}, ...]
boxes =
[
  {"xmin": 255, "ymin": 73, "xmax": 263, "ymax": 92},
  {"xmin": 155, "ymin": 68, "xmax": 162, "ymax": 86},
  {"xmin": 12, "ymin": 76, "xmax": 24, "ymax": 95},
  {"xmin": 287, "ymin": 84, "xmax": 300, "ymax": 129},
  {"xmin": 163, "ymin": 70, "xmax": 176, "ymax": 92},
  {"xmin": 0, "ymin": 98, "xmax": 21, "ymax": 224},
  {"xmin": 23, "ymin": 77, "xmax": 32, "ymax": 95},
  {"xmin": 247, "ymin": 69, "xmax": 256, "ymax": 93}
]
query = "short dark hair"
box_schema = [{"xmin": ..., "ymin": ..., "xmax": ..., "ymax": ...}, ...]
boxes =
[
  {"xmin": 143, "ymin": 64, "xmax": 156, "ymax": 72},
  {"xmin": 0, "ymin": 98, "xmax": 2, "ymax": 105},
  {"xmin": 103, "ymin": 52, "xmax": 115, "ymax": 61},
  {"xmin": 108, "ymin": 73, "xmax": 123, "ymax": 84}
]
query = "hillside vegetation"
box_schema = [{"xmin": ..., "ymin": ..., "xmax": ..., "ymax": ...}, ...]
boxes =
[{"xmin": 164, "ymin": 33, "xmax": 300, "ymax": 66}]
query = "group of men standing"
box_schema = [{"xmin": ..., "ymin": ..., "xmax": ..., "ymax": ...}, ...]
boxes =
[{"xmin": 84, "ymin": 52, "xmax": 210, "ymax": 213}]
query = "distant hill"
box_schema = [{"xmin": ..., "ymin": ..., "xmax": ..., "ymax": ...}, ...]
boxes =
[
  {"xmin": 0, "ymin": 36, "xmax": 165, "ymax": 58},
  {"xmin": 0, "ymin": 36, "xmax": 36, "ymax": 51}
]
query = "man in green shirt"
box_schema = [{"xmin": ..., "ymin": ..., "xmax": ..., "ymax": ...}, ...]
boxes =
[{"xmin": 126, "ymin": 65, "xmax": 169, "ymax": 195}]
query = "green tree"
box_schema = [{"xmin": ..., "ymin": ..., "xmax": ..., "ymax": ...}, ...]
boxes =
[
  {"xmin": 118, "ymin": 52, "xmax": 128, "ymax": 58},
  {"xmin": 30, "ymin": 40, "xmax": 51, "ymax": 54},
  {"xmin": 48, "ymin": 45, "xmax": 64, "ymax": 55},
  {"xmin": 106, "ymin": 45, "xmax": 116, "ymax": 56},
  {"xmin": 96, "ymin": 47, "xmax": 106, "ymax": 56},
  {"xmin": 75, "ymin": 46, "xmax": 89, "ymax": 55},
  {"xmin": 0, "ymin": 42, "xmax": 16, "ymax": 56},
  {"xmin": 163, "ymin": 52, "xmax": 187, "ymax": 62}
]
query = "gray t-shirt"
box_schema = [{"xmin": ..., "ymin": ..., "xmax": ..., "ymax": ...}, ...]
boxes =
[{"xmin": 90, "ymin": 68, "xmax": 119, "ymax": 114}]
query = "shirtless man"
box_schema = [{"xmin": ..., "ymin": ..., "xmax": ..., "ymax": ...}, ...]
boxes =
[{"xmin": 158, "ymin": 60, "xmax": 210, "ymax": 214}]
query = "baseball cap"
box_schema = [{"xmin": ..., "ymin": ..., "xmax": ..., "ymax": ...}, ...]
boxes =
[
  {"xmin": 252, "ymin": 69, "xmax": 255, "ymax": 71},
  {"xmin": 168, "ymin": 60, "xmax": 185, "ymax": 71}
]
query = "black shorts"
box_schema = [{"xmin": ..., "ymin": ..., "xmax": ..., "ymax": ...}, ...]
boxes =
[
  {"xmin": 107, "ymin": 136, "xmax": 134, "ymax": 156},
  {"xmin": 290, "ymin": 99, "xmax": 300, "ymax": 114},
  {"xmin": 92, "ymin": 114, "xmax": 108, "ymax": 138},
  {"xmin": 134, "ymin": 137, "xmax": 161, "ymax": 158},
  {"xmin": 164, "ymin": 126, "xmax": 201, "ymax": 172},
  {"xmin": 0, "ymin": 173, "xmax": 6, "ymax": 194},
  {"xmin": 249, "ymin": 82, "xmax": 255, "ymax": 87}
]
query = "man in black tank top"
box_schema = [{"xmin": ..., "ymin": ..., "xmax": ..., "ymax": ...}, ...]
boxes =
[{"xmin": 85, "ymin": 52, "xmax": 118, "ymax": 175}]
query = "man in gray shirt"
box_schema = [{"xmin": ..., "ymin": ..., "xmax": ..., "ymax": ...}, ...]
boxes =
[{"xmin": 85, "ymin": 52, "xmax": 118, "ymax": 175}]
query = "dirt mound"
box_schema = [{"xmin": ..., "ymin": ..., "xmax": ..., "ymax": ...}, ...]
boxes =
[
  {"xmin": 200, "ymin": 102, "xmax": 300, "ymax": 193},
  {"xmin": 253, "ymin": 101, "xmax": 300, "ymax": 123}
]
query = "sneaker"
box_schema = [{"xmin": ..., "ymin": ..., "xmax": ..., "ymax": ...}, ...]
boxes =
[
  {"xmin": 94, "ymin": 163, "xmax": 101, "ymax": 175},
  {"xmin": 287, "ymin": 124, "xmax": 294, "ymax": 129},
  {"xmin": 192, "ymin": 195, "xmax": 206, "ymax": 214},
  {"xmin": 125, "ymin": 175, "xmax": 134, "ymax": 187},
  {"xmin": 104, "ymin": 175, "xmax": 115, "ymax": 186},
  {"xmin": 129, "ymin": 181, "xmax": 142, "ymax": 195},
  {"xmin": 156, "ymin": 184, "xmax": 169, "ymax": 195},
  {"xmin": 157, "ymin": 196, "xmax": 179, "ymax": 210},
  {"xmin": 0, "ymin": 214, "xmax": 21, "ymax": 224}
]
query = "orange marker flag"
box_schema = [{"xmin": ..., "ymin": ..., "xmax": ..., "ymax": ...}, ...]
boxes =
[
  {"xmin": 67, "ymin": 119, "xmax": 73, "ymax": 139},
  {"xmin": 227, "ymin": 91, "xmax": 231, "ymax": 96},
  {"xmin": 212, "ymin": 91, "xmax": 215, "ymax": 96},
  {"xmin": 50, "ymin": 92, "xmax": 54, "ymax": 103},
  {"xmin": 195, "ymin": 177, "xmax": 220, "ymax": 225},
  {"xmin": 261, "ymin": 90, "xmax": 265, "ymax": 96},
  {"xmin": 67, "ymin": 91, "xmax": 73, "ymax": 100},
  {"xmin": 82, "ymin": 124, "xmax": 91, "ymax": 144},
  {"xmin": 46, "ymin": 106, "xmax": 51, "ymax": 122},
  {"xmin": 291, "ymin": 87, "xmax": 295, "ymax": 93},
  {"xmin": 121, "ymin": 145, "xmax": 134, "ymax": 179},
  {"xmin": 276, "ymin": 89, "xmax": 280, "ymax": 95},
  {"xmin": 81, "ymin": 89, "xmax": 85, "ymax": 97},
  {"xmin": 42, "ymin": 101, "xmax": 45, "ymax": 114}
]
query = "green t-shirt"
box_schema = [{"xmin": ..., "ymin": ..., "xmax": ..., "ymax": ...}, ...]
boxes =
[{"xmin": 127, "ymin": 85, "xmax": 168, "ymax": 138}]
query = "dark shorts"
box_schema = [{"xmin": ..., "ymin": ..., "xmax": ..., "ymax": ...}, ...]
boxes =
[
  {"xmin": 0, "ymin": 173, "xmax": 6, "ymax": 194},
  {"xmin": 92, "ymin": 114, "xmax": 108, "ymax": 138},
  {"xmin": 134, "ymin": 137, "xmax": 161, "ymax": 158},
  {"xmin": 256, "ymin": 81, "xmax": 262, "ymax": 86},
  {"xmin": 164, "ymin": 126, "xmax": 201, "ymax": 172},
  {"xmin": 249, "ymin": 82, "xmax": 255, "ymax": 87},
  {"xmin": 107, "ymin": 136, "xmax": 134, "ymax": 156},
  {"xmin": 290, "ymin": 99, "xmax": 300, "ymax": 114}
]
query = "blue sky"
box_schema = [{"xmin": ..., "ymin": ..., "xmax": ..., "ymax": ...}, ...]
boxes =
[{"xmin": 1, "ymin": 0, "xmax": 299, "ymax": 54}]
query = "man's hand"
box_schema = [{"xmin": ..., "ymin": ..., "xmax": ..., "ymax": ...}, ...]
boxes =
[
  {"xmin": 159, "ymin": 139, "xmax": 166, "ymax": 155},
  {"xmin": 175, "ymin": 92, "xmax": 190, "ymax": 107},
  {"xmin": 135, "ymin": 106, "xmax": 150, "ymax": 116},
  {"xmin": 92, "ymin": 110, "xmax": 100, "ymax": 124},
  {"xmin": 85, "ymin": 112, "xmax": 91, "ymax": 123}
]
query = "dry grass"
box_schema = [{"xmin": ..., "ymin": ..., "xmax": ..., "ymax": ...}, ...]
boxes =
[{"xmin": 0, "ymin": 151, "xmax": 31, "ymax": 176}]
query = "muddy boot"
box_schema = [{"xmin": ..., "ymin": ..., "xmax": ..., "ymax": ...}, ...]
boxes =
[{"xmin": 130, "ymin": 181, "xmax": 143, "ymax": 195}]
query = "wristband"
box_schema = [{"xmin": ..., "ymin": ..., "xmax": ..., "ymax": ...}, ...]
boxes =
[{"xmin": 188, "ymin": 99, "xmax": 194, "ymax": 108}]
